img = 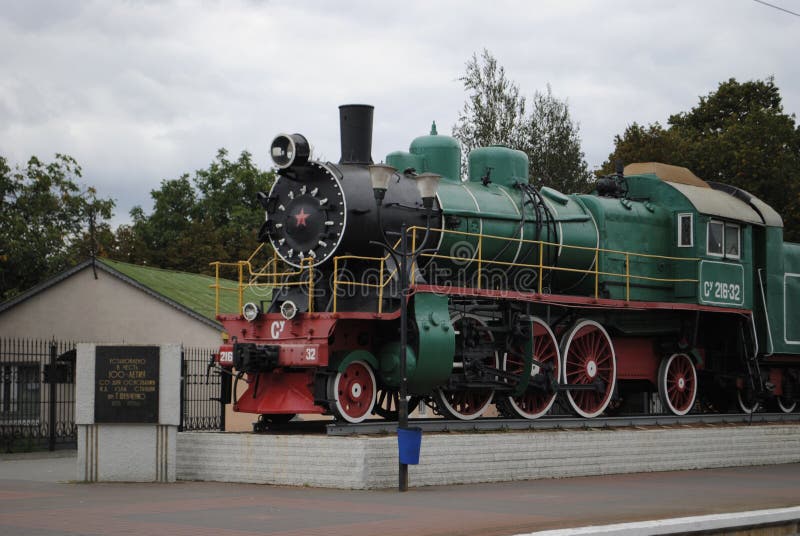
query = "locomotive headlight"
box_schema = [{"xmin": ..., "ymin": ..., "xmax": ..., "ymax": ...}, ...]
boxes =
[
  {"xmin": 415, "ymin": 172, "xmax": 441, "ymax": 208},
  {"xmin": 270, "ymin": 133, "xmax": 310, "ymax": 169},
  {"xmin": 280, "ymin": 300, "xmax": 298, "ymax": 320},
  {"xmin": 242, "ymin": 302, "xmax": 261, "ymax": 322},
  {"xmin": 368, "ymin": 163, "xmax": 396, "ymax": 203}
]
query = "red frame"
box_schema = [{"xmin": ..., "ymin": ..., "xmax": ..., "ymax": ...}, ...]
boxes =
[
  {"xmin": 218, "ymin": 287, "xmax": 751, "ymax": 417},
  {"xmin": 614, "ymin": 338, "xmax": 660, "ymax": 381},
  {"xmin": 233, "ymin": 369, "xmax": 324, "ymax": 414}
]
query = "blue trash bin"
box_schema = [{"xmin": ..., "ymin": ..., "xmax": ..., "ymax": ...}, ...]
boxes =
[{"xmin": 397, "ymin": 427, "xmax": 423, "ymax": 465}]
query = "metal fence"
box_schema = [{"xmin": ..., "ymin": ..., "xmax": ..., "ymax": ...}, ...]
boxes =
[
  {"xmin": 0, "ymin": 338, "xmax": 225, "ymax": 452},
  {"xmin": 180, "ymin": 346, "xmax": 225, "ymax": 432},
  {"xmin": 0, "ymin": 338, "xmax": 77, "ymax": 452}
]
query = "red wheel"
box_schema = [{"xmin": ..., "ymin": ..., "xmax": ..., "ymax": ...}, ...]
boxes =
[
  {"xmin": 372, "ymin": 387, "xmax": 420, "ymax": 420},
  {"xmin": 502, "ymin": 318, "xmax": 560, "ymax": 419},
  {"xmin": 658, "ymin": 353, "xmax": 697, "ymax": 415},
  {"xmin": 373, "ymin": 387, "xmax": 400, "ymax": 420},
  {"xmin": 737, "ymin": 389, "xmax": 760, "ymax": 414},
  {"xmin": 561, "ymin": 320, "xmax": 616, "ymax": 418},
  {"xmin": 435, "ymin": 386, "xmax": 496, "ymax": 420},
  {"xmin": 776, "ymin": 396, "xmax": 796, "ymax": 413},
  {"xmin": 434, "ymin": 314, "xmax": 497, "ymax": 420},
  {"xmin": 772, "ymin": 375, "xmax": 797, "ymax": 414},
  {"xmin": 328, "ymin": 360, "xmax": 376, "ymax": 423}
]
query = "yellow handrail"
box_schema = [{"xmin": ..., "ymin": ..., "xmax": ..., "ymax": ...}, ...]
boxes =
[
  {"xmin": 404, "ymin": 225, "xmax": 699, "ymax": 302},
  {"xmin": 625, "ymin": 253, "xmax": 630, "ymax": 301},
  {"xmin": 210, "ymin": 246, "xmax": 316, "ymax": 316},
  {"xmin": 407, "ymin": 225, "xmax": 699, "ymax": 262},
  {"xmin": 213, "ymin": 225, "xmax": 702, "ymax": 317},
  {"xmin": 331, "ymin": 238, "xmax": 402, "ymax": 314},
  {"xmin": 594, "ymin": 249, "xmax": 599, "ymax": 298},
  {"xmin": 538, "ymin": 245, "xmax": 544, "ymax": 294},
  {"xmin": 307, "ymin": 258, "xmax": 314, "ymax": 313},
  {"xmin": 477, "ymin": 233, "xmax": 483, "ymax": 290}
]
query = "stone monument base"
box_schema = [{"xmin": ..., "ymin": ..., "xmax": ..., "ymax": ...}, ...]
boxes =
[
  {"xmin": 176, "ymin": 422, "xmax": 800, "ymax": 489},
  {"xmin": 78, "ymin": 423, "xmax": 176, "ymax": 482},
  {"xmin": 76, "ymin": 343, "xmax": 181, "ymax": 483}
]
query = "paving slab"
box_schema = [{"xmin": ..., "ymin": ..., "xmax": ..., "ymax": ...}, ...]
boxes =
[
  {"xmin": 0, "ymin": 451, "xmax": 77, "ymax": 482},
  {"xmin": 1, "ymin": 453, "xmax": 799, "ymax": 535}
]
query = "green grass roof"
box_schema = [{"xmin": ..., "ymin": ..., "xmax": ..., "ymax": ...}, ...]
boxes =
[{"xmin": 99, "ymin": 259, "xmax": 271, "ymax": 322}]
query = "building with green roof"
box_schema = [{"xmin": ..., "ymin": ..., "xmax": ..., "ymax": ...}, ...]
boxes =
[{"xmin": 0, "ymin": 258, "xmax": 269, "ymax": 346}]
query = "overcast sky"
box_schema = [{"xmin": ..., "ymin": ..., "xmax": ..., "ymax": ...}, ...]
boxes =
[{"xmin": 1, "ymin": 0, "xmax": 798, "ymax": 226}]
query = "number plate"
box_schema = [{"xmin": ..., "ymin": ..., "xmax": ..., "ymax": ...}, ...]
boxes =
[
  {"xmin": 699, "ymin": 260, "xmax": 744, "ymax": 307},
  {"xmin": 278, "ymin": 344, "xmax": 322, "ymax": 366}
]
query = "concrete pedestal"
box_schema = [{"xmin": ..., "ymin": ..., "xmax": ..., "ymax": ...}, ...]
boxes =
[
  {"xmin": 177, "ymin": 422, "xmax": 800, "ymax": 489},
  {"xmin": 76, "ymin": 343, "xmax": 181, "ymax": 482}
]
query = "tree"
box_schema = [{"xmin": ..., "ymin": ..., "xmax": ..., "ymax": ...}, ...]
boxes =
[
  {"xmin": 121, "ymin": 175, "xmax": 198, "ymax": 269},
  {"xmin": 0, "ymin": 154, "xmax": 115, "ymax": 301},
  {"xmin": 193, "ymin": 149, "xmax": 277, "ymax": 264},
  {"xmin": 602, "ymin": 77, "xmax": 800, "ymax": 241},
  {"xmin": 453, "ymin": 49, "xmax": 592, "ymax": 192},
  {"xmin": 111, "ymin": 149, "xmax": 275, "ymax": 274},
  {"xmin": 453, "ymin": 49, "xmax": 527, "ymax": 164},
  {"xmin": 522, "ymin": 84, "xmax": 593, "ymax": 193},
  {"xmin": 601, "ymin": 122, "xmax": 684, "ymax": 172}
]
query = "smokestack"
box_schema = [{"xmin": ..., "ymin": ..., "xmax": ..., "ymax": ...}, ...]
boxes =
[{"xmin": 339, "ymin": 104, "xmax": 374, "ymax": 165}]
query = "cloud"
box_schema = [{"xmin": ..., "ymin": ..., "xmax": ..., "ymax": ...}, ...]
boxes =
[{"xmin": 1, "ymin": 0, "xmax": 797, "ymax": 224}]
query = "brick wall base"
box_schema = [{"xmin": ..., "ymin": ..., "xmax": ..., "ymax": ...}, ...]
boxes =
[{"xmin": 176, "ymin": 423, "xmax": 800, "ymax": 489}]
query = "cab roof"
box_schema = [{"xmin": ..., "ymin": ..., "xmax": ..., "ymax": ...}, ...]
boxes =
[{"xmin": 624, "ymin": 162, "xmax": 783, "ymax": 227}]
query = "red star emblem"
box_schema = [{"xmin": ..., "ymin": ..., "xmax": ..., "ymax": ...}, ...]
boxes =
[{"xmin": 293, "ymin": 208, "xmax": 310, "ymax": 227}]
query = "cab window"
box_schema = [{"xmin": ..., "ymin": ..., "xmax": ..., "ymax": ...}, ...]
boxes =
[
  {"xmin": 725, "ymin": 223, "xmax": 740, "ymax": 258},
  {"xmin": 707, "ymin": 221, "xmax": 723, "ymax": 256},
  {"xmin": 707, "ymin": 220, "xmax": 740, "ymax": 259},
  {"xmin": 678, "ymin": 213, "xmax": 693, "ymax": 247}
]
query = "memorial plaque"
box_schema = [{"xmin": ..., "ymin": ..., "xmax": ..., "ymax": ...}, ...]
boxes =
[{"xmin": 95, "ymin": 346, "xmax": 159, "ymax": 423}]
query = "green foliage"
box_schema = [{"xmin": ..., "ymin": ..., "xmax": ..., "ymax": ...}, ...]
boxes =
[
  {"xmin": 110, "ymin": 149, "xmax": 275, "ymax": 274},
  {"xmin": 522, "ymin": 84, "xmax": 593, "ymax": 193},
  {"xmin": 453, "ymin": 49, "xmax": 591, "ymax": 192},
  {"xmin": 452, "ymin": 49, "xmax": 527, "ymax": 158},
  {"xmin": 603, "ymin": 122, "xmax": 684, "ymax": 171},
  {"xmin": 602, "ymin": 77, "xmax": 800, "ymax": 241},
  {"xmin": 0, "ymin": 154, "xmax": 115, "ymax": 301}
]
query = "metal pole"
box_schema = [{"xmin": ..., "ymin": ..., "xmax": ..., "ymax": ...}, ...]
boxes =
[
  {"xmin": 219, "ymin": 360, "xmax": 227, "ymax": 432},
  {"xmin": 373, "ymin": 191, "xmax": 435, "ymax": 492},
  {"xmin": 179, "ymin": 350, "xmax": 186, "ymax": 432},
  {"xmin": 48, "ymin": 342, "xmax": 57, "ymax": 451},
  {"xmin": 398, "ymin": 222, "xmax": 409, "ymax": 492}
]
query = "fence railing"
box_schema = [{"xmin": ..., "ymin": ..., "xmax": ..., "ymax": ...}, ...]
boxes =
[
  {"xmin": 0, "ymin": 338, "xmax": 224, "ymax": 451},
  {"xmin": 0, "ymin": 338, "xmax": 77, "ymax": 452},
  {"xmin": 180, "ymin": 346, "xmax": 225, "ymax": 432}
]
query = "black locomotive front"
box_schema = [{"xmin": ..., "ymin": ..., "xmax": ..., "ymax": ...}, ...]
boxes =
[{"xmin": 260, "ymin": 104, "xmax": 443, "ymax": 314}]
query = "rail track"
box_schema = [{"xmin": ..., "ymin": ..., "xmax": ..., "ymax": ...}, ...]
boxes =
[{"xmin": 258, "ymin": 412, "xmax": 800, "ymax": 436}]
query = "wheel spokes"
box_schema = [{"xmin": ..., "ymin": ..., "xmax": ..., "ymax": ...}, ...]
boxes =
[
  {"xmin": 659, "ymin": 353, "xmax": 697, "ymax": 415},
  {"xmin": 504, "ymin": 318, "xmax": 560, "ymax": 420},
  {"xmin": 562, "ymin": 321, "xmax": 616, "ymax": 418},
  {"xmin": 435, "ymin": 313, "xmax": 497, "ymax": 420}
]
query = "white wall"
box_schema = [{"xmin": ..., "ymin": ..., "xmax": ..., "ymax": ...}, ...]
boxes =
[{"xmin": 0, "ymin": 266, "xmax": 222, "ymax": 348}]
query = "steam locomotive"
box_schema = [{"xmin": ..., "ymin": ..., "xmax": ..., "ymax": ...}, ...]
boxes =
[{"xmin": 213, "ymin": 104, "xmax": 800, "ymax": 425}]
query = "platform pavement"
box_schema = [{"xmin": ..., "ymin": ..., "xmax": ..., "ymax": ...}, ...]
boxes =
[{"xmin": 0, "ymin": 451, "xmax": 798, "ymax": 536}]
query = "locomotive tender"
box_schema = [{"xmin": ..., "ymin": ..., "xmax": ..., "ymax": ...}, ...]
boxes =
[{"xmin": 213, "ymin": 104, "xmax": 800, "ymax": 424}]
